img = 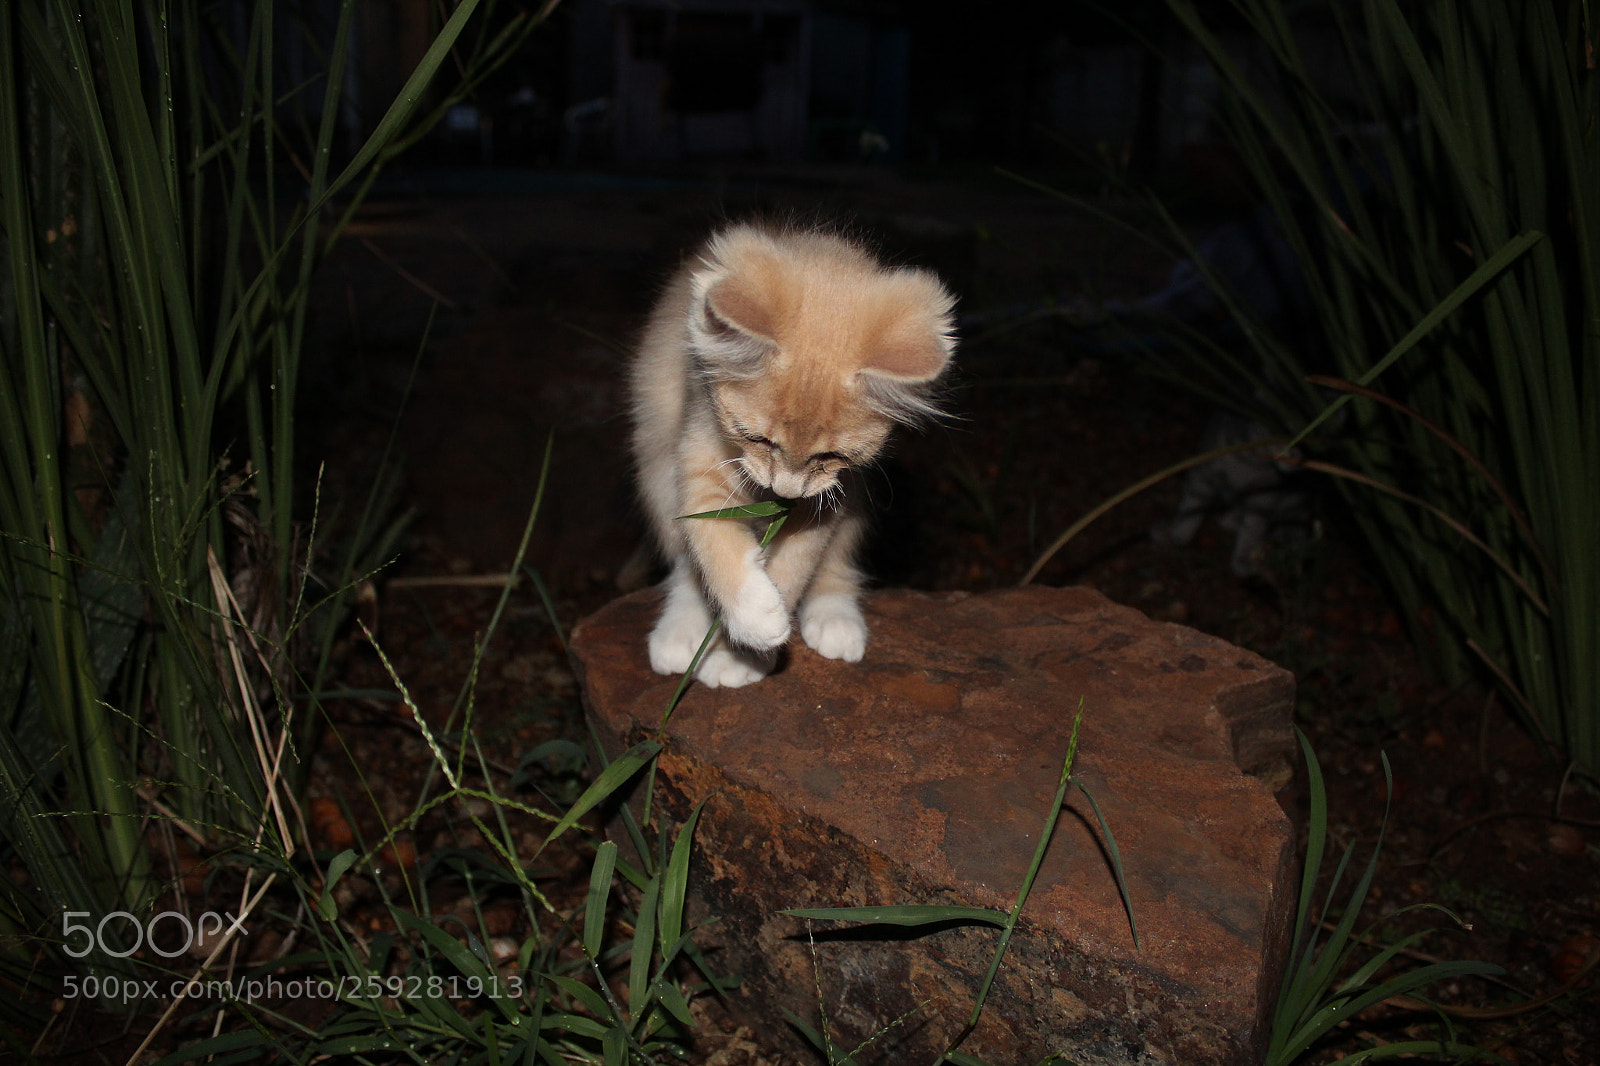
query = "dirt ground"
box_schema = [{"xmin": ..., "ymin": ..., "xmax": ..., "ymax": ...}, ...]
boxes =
[{"xmin": 298, "ymin": 162, "xmax": 1599, "ymax": 1064}]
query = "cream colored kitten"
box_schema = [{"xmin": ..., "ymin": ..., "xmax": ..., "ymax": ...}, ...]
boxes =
[{"xmin": 629, "ymin": 222, "xmax": 955, "ymax": 688}]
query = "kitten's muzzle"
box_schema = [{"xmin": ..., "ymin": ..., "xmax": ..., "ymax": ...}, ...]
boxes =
[{"xmin": 772, "ymin": 470, "xmax": 837, "ymax": 499}]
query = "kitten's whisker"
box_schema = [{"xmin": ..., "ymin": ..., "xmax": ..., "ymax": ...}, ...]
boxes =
[
  {"xmin": 818, "ymin": 483, "xmax": 843, "ymax": 517},
  {"xmin": 706, "ymin": 456, "xmax": 753, "ymax": 497},
  {"xmin": 724, "ymin": 461, "xmax": 754, "ymax": 498}
]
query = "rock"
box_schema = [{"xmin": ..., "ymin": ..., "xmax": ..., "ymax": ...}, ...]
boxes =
[{"xmin": 570, "ymin": 585, "xmax": 1296, "ymax": 1065}]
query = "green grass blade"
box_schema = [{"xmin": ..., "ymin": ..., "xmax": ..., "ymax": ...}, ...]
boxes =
[
  {"xmin": 629, "ymin": 872, "xmax": 661, "ymax": 1030},
  {"xmin": 1274, "ymin": 727, "xmax": 1329, "ymax": 1048},
  {"xmin": 1288, "ymin": 230, "xmax": 1545, "ymax": 447},
  {"xmin": 583, "ymin": 840, "xmax": 618, "ymax": 959},
  {"xmin": 317, "ymin": 0, "xmax": 486, "ymax": 204},
  {"xmin": 1070, "ymin": 779, "xmax": 1138, "ymax": 949},
  {"xmin": 317, "ymin": 849, "xmax": 359, "ymax": 922},
  {"xmin": 658, "ymin": 801, "xmax": 704, "ymax": 953},
  {"xmin": 537, "ymin": 739, "xmax": 661, "ymax": 852},
  {"xmin": 548, "ymin": 974, "xmax": 614, "ymax": 1025},
  {"xmin": 679, "ymin": 501, "xmax": 791, "ymax": 520}
]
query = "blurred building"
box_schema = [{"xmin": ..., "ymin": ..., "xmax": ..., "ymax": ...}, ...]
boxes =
[
  {"xmin": 610, "ymin": 0, "xmax": 810, "ymax": 162},
  {"xmin": 342, "ymin": 0, "xmax": 1350, "ymax": 177}
]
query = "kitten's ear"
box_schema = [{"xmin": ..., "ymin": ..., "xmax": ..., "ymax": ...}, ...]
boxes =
[
  {"xmin": 865, "ymin": 320, "xmax": 953, "ymax": 383},
  {"xmin": 687, "ymin": 261, "xmax": 780, "ymax": 379},
  {"xmin": 703, "ymin": 273, "xmax": 778, "ymax": 343},
  {"xmin": 858, "ymin": 271, "xmax": 955, "ymax": 424},
  {"xmin": 865, "ymin": 269, "xmax": 954, "ymax": 383}
]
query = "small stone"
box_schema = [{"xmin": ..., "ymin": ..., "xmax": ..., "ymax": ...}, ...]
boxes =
[
  {"xmin": 1548, "ymin": 932, "xmax": 1598, "ymax": 985},
  {"xmin": 488, "ymin": 936, "xmax": 520, "ymax": 964},
  {"xmin": 1546, "ymin": 823, "xmax": 1587, "ymax": 857},
  {"xmin": 309, "ymin": 795, "xmax": 355, "ymax": 851}
]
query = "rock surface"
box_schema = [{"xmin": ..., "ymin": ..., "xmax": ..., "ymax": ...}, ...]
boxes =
[{"xmin": 570, "ymin": 585, "xmax": 1297, "ymax": 1065}]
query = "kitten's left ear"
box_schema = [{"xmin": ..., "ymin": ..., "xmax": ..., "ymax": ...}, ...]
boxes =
[
  {"xmin": 866, "ymin": 320, "xmax": 953, "ymax": 383},
  {"xmin": 863, "ymin": 271, "xmax": 955, "ymax": 383},
  {"xmin": 857, "ymin": 272, "xmax": 955, "ymax": 424}
]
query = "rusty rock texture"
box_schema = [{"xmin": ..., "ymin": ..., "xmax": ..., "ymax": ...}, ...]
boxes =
[{"xmin": 570, "ymin": 585, "xmax": 1297, "ymax": 1065}]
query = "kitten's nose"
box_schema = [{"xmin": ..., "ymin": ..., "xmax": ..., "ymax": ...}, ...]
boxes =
[{"xmin": 771, "ymin": 469, "xmax": 809, "ymax": 498}]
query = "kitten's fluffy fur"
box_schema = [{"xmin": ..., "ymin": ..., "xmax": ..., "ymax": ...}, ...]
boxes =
[{"xmin": 630, "ymin": 223, "xmax": 955, "ymax": 687}]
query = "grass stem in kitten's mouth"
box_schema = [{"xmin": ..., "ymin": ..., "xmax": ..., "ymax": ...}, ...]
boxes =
[
  {"xmin": 676, "ymin": 499, "xmax": 793, "ymax": 521},
  {"xmin": 678, "ymin": 500, "xmax": 792, "ymax": 548}
]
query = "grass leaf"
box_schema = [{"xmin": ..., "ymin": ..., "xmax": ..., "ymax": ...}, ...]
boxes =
[
  {"xmin": 678, "ymin": 501, "xmax": 791, "ymax": 520},
  {"xmin": 659, "ymin": 801, "xmax": 705, "ymax": 953},
  {"xmin": 584, "ymin": 840, "xmax": 618, "ymax": 959},
  {"xmin": 538, "ymin": 739, "xmax": 661, "ymax": 852}
]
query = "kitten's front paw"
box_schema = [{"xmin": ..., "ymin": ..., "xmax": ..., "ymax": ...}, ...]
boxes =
[
  {"xmin": 648, "ymin": 598, "xmax": 716, "ymax": 676},
  {"xmin": 723, "ymin": 572, "xmax": 790, "ymax": 652},
  {"xmin": 799, "ymin": 593, "xmax": 867, "ymax": 662},
  {"xmin": 695, "ymin": 646, "xmax": 776, "ymax": 688}
]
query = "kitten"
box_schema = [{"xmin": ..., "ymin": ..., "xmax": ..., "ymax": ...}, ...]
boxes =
[{"xmin": 629, "ymin": 222, "xmax": 955, "ymax": 688}]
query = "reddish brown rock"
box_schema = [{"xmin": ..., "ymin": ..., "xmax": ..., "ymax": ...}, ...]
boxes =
[{"xmin": 570, "ymin": 585, "xmax": 1296, "ymax": 1065}]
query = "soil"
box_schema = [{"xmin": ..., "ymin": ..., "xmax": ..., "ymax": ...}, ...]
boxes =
[
  {"xmin": 36, "ymin": 163, "xmax": 1596, "ymax": 1063},
  {"xmin": 307, "ymin": 163, "xmax": 1600, "ymax": 1064}
]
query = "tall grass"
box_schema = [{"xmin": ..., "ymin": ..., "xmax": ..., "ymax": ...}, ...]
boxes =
[
  {"xmin": 0, "ymin": 0, "xmax": 547, "ymax": 1017},
  {"xmin": 127, "ymin": 453, "xmax": 732, "ymax": 1063},
  {"xmin": 1160, "ymin": 0, "xmax": 1598, "ymax": 776}
]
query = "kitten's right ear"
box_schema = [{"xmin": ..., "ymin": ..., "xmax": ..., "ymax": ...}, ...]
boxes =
[
  {"xmin": 688, "ymin": 267, "xmax": 778, "ymax": 379},
  {"xmin": 704, "ymin": 274, "xmax": 777, "ymax": 343}
]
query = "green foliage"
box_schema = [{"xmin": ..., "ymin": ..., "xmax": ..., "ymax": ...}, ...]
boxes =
[
  {"xmin": 132, "ymin": 765, "xmax": 724, "ymax": 1066},
  {"xmin": 135, "ymin": 727, "xmax": 727, "ymax": 1065},
  {"xmin": 0, "ymin": 0, "xmax": 547, "ymax": 1021},
  {"xmin": 215, "ymin": 471, "xmax": 734, "ymax": 1064},
  {"xmin": 1267, "ymin": 730, "xmax": 1504, "ymax": 1065},
  {"xmin": 3, "ymin": 433, "xmax": 732, "ymax": 1062},
  {"xmin": 1160, "ymin": 0, "xmax": 1599, "ymax": 774}
]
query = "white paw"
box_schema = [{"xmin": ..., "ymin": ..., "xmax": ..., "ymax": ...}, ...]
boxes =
[
  {"xmin": 799, "ymin": 594, "xmax": 867, "ymax": 662},
  {"xmin": 695, "ymin": 646, "xmax": 774, "ymax": 688},
  {"xmin": 649, "ymin": 614, "xmax": 718, "ymax": 676},
  {"xmin": 648, "ymin": 585, "xmax": 716, "ymax": 676},
  {"xmin": 722, "ymin": 571, "xmax": 790, "ymax": 652}
]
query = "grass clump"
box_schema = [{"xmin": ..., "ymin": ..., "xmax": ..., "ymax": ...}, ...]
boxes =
[
  {"xmin": 0, "ymin": 0, "xmax": 550, "ymax": 1038},
  {"xmin": 1266, "ymin": 730, "xmax": 1505, "ymax": 1065},
  {"xmin": 1155, "ymin": 0, "xmax": 1599, "ymax": 776}
]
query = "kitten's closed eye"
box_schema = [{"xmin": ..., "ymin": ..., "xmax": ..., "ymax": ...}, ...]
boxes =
[{"xmin": 742, "ymin": 437, "xmax": 842, "ymax": 469}]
